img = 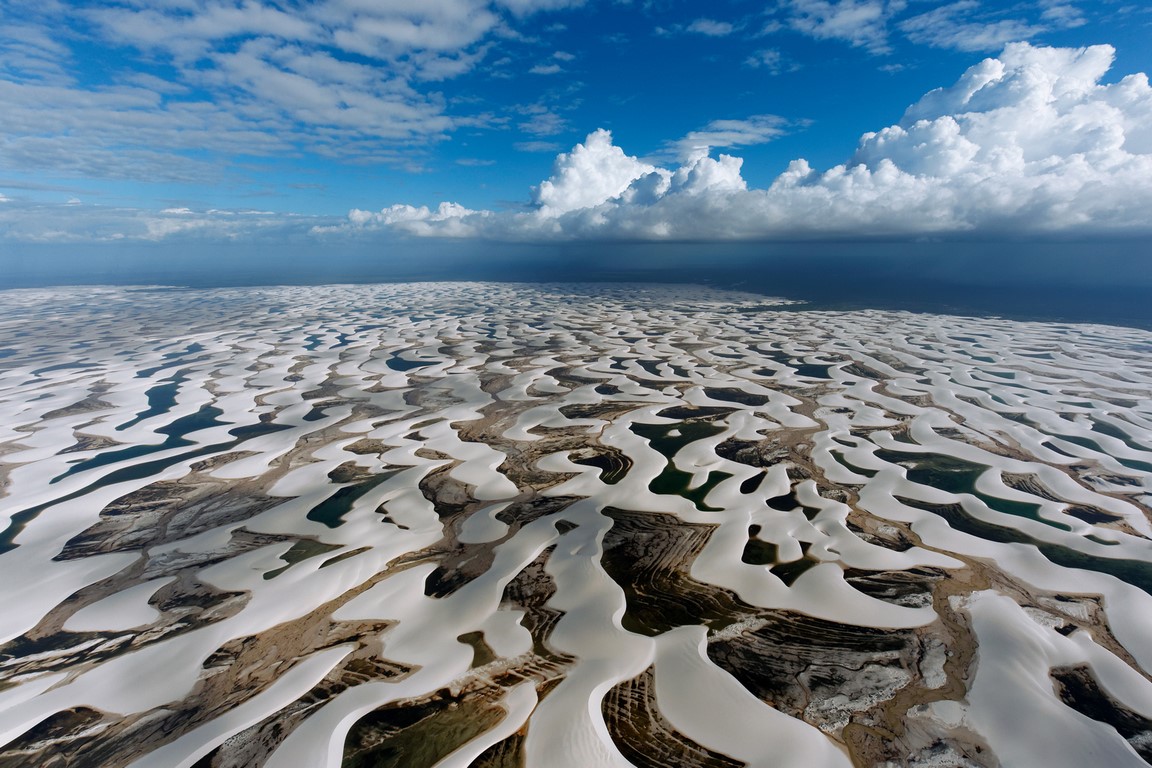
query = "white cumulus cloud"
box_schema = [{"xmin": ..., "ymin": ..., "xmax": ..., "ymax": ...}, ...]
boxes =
[
  {"xmin": 530, "ymin": 129, "xmax": 659, "ymax": 216},
  {"xmin": 0, "ymin": 200, "xmax": 326, "ymax": 242},
  {"xmin": 328, "ymin": 43, "xmax": 1152, "ymax": 242},
  {"xmin": 333, "ymin": 202, "xmax": 483, "ymax": 236},
  {"xmin": 789, "ymin": 0, "xmax": 901, "ymax": 54}
]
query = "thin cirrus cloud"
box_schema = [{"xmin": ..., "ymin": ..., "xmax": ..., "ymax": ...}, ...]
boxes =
[
  {"xmin": 744, "ymin": 49, "xmax": 793, "ymax": 75},
  {"xmin": 784, "ymin": 0, "xmax": 1088, "ymax": 55},
  {"xmin": 787, "ymin": 0, "xmax": 898, "ymax": 55},
  {"xmin": 0, "ymin": 199, "xmax": 320, "ymax": 243},
  {"xmin": 656, "ymin": 18, "xmax": 739, "ymax": 37},
  {"xmin": 685, "ymin": 19, "xmax": 737, "ymax": 36},
  {"xmin": 519, "ymin": 111, "xmax": 568, "ymax": 137},
  {"xmin": 899, "ymin": 1, "xmax": 1082, "ymax": 52},
  {"xmin": 331, "ymin": 43, "xmax": 1152, "ymax": 241},
  {"xmin": 514, "ymin": 140, "xmax": 563, "ymax": 153},
  {"xmin": 529, "ymin": 63, "xmax": 564, "ymax": 75}
]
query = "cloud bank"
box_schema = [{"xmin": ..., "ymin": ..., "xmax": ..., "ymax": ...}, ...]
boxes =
[
  {"xmin": 0, "ymin": 200, "xmax": 327, "ymax": 243},
  {"xmin": 333, "ymin": 42, "xmax": 1152, "ymax": 241},
  {"xmin": 781, "ymin": 0, "xmax": 1087, "ymax": 56},
  {"xmin": 0, "ymin": 0, "xmax": 576, "ymax": 183}
]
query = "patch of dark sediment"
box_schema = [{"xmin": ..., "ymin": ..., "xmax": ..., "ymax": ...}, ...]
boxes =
[
  {"xmin": 342, "ymin": 625, "xmax": 575, "ymax": 768},
  {"xmin": 54, "ymin": 476, "xmax": 287, "ymax": 561},
  {"xmin": 843, "ymin": 567, "xmax": 944, "ymax": 608},
  {"xmin": 186, "ymin": 652, "xmax": 412, "ymax": 768},
  {"xmin": 713, "ymin": 437, "xmax": 790, "ymax": 468},
  {"xmin": 544, "ymin": 366, "xmax": 608, "ymax": 388},
  {"xmin": 300, "ymin": 375, "xmax": 354, "ymax": 403},
  {"xmin": 40, "ymin": 384, "xmax": 115, "ymax": 421},
  {"xmin": 494, "ymin": 433, "xmax": 592, "ymax": 491},
  {"xmin": 1066, "ymin": 505, "xmax": 1125, "ymax": 525},
  {"xmin": 845, "ymin": 519, "xmax": 916, "ymax": 553},
  {"xmin": 416, "ymin": 482, "xmax": 579, "ymax": 599},
  {"xmin": 896, "ymin": 497, "xmax": 1152, "ymax": 598},
  {"xmin": 1000, "ymin": 472, "xmax": 1072, "ymax": 503},
  {"xmin": 416, "ymin": 463, "xmax": 475, "ymax": 520},
  {"xmin": 494, "ymin": 496, "xmax": 581, "ymax": 530},
  {"xmin": 342, "ymin": 438, "xmax": 393, "ymax": 456},
  {"xmin": 558, "ymin": 402, "xmax": 646, "ymax": 421},
  {"xmin": 702, "ymin": 387, "xmax": 770, "ymax": 407},
  {"xmin": 600, "ymin": 507, "xmax": 755, "ymax": 636},
  {"xmin": 469, "ymin": 731, "xmax": 527, "ymax": 768},
  {"xmin": 707, "ymin": 611, "xmax": 910, "ymax": 710},
  {"xmin": 500, "ymin": 545, "xmax": 574, "ymax": 665},
  {"xmin": 706, "ymin": 608, "xmax": 967, "ymax": 757},
  {"xmin": 999, "ymin": 473, "xmax": 1143, "ymax": 536},
  {"xmin": 0, "ymin": 610, "xmax": 401, "ymax": 768},
  {"xmin": 603, "ymin": 666, "xmax": 746, "ymax": 768},
  {"xmin": 835, "ymin": 562, "xmax": 993, "ymax": 767},
  {"xmin": 0, "ymin": 707, "xmax": 108, "ymax": 768},
  {"xmin": 437, "ymin": 398, "xmax": 600, "ymax": 491},
  {"xmin": 406, "ymin": 463, "xmax": 494, "ymax": 597},
  {"xmin": 654, "ymin": 405, "xmax": 735, "ymax": 421},
  {"xmin": 570, "ymin": 446, "xmax": 632, "ymax": 485},
  {"xmin": 188, "ymin": 451, "xmax": 260, "ymax": 473},
  {"xmin": 57, "ymin": 432, "xmax": 122, "ymax": 455},
  {"xmin": 2, "ymin": 532, "xmax": 281, "ymax": 682},
  {"xmin": 1050, "ymin": 664, "xmax": 1152, "ymax": 764},
  {"xmin": 343, "ymin": 682, "xmax": 506, "ymax": 768}
]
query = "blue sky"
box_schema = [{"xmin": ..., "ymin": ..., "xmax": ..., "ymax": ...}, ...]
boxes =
[{"xmin": 1, "ymin": 0, "xmax": 1151, "ymax": 244}]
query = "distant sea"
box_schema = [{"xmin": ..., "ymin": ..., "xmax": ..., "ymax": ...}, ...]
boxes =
[{"xmin": 3, "ymin": 239, "xmax": 1150, "ymax": 330}]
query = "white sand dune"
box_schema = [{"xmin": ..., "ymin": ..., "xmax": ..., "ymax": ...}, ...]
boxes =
[
  {"xmin": 63, "ymin": 576, "xmax": 175, "ymax": 633},
  {"xmin": 964, "ymin": 590, "xmax": 1149, "ymax": 767},
  {"xmin": 0, "ymin": 283, "xmax": 1149, "ymax": 767},
  {"xmin": 653, "ymin": 626, "xmax": 852, "ymax": 767}
]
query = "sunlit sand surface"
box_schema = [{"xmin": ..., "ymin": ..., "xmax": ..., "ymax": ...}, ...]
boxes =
[{"xmin": 1, "ymin": 282, "xmax": 1151, "ymax": 767}]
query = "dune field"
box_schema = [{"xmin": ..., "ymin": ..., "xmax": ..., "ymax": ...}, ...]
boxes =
[{"xmin": 0, "ymin": 282, "xmax": 1151, "ymax": 767}]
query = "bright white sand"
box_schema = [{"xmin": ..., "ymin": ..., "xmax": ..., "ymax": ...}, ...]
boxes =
[
  {"xmin": 63, "ymin": 576, "xmax": 175, "ymax": 633},
  {"xmin": 652, "ymin": 626, "xmax": 852, "ymax": 767},
  {"xmin": 0, "ymin": 283, "xmax": 1150, "ymax": 768},
  {"xmin": 963, "ymin": 590, "xmax": 1150, "ymax": 767},
  {"xmin": 122, "ymin": 644, "xmax": 355, "ymax": 768}
]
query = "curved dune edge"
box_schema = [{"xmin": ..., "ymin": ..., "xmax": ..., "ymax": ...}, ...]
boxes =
[{"xmin": 0, "ymin": 282, "xmax": 1147, "ymax": 767}]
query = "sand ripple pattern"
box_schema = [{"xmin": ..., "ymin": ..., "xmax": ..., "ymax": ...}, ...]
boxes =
[{"xmin": 1, "ymin": 283, "xmax": 1151, "ymax": 768}]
